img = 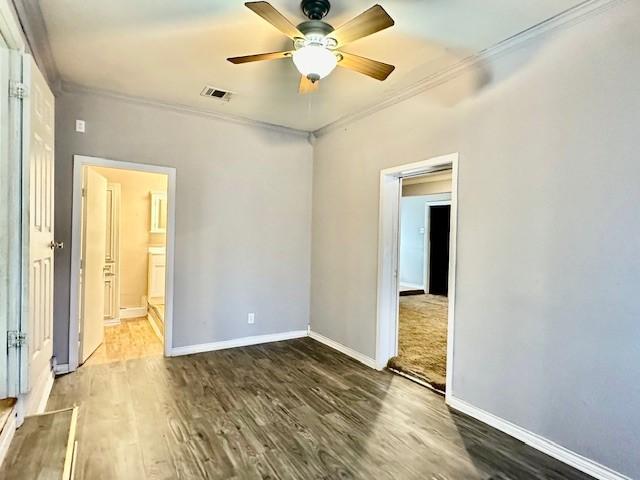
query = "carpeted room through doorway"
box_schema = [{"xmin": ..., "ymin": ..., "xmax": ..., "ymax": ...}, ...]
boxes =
[{"xmin": 388, "ymin": 293, "xmax": 448, "ymax": 391}]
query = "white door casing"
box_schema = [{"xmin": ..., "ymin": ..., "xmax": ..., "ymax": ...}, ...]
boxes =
[
  {"xmin": 20, "ymin": 55, "xmax": 55, "ymax": 402},
  {"xmin": 376, "ymin": 153, "xmax": 458, "ymax": 398},
  {"xmin": 79, "ymin": 168, "xmax": 107, "ymax": 363},
  {"xmin": 104, "ymin": 183, "xmax": 120, "ymax": 324}
]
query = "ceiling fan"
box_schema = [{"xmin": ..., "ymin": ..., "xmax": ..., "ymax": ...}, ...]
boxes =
[{"xmin": 227, "ymin": 1, "xmax": 395, "ymax": 94}]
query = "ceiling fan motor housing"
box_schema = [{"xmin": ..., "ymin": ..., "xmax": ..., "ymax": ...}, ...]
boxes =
[{"xmin": 300, "ymin": 0, "xmax": 331, "ymax": 20}]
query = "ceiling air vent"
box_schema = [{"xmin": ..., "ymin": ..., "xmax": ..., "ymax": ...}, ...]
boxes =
[{"xmin": 200, "ymin": 85, "xmax": 232, "ymax": 101}]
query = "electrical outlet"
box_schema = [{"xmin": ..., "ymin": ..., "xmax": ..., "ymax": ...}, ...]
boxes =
[
  {"xmin": 248, "ymin": 313, "xmax": 255, "ymax": 324},
  {"xmin": 75, "ymin": 120, "xmax": 85, "ymax": 133}
]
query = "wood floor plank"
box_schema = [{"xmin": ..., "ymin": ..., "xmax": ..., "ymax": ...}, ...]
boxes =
[
  {"xmin": 0, "ymin": 409, "xmax": 75, "ymax": 479},
  {"xmin": 45, "ymin": 337, "xmax": 595, "ymax": 480}
]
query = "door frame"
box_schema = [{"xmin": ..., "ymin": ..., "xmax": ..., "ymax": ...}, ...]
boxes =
[
  {"xmin": 0, "ymin": 0, "xmax": 27, "ymax": 401},
  {"xmin": 68, "ymin": 155, "xmax": 176, "ymax": 372},
  {"xmin": 423, "ymin": 199, "xmax": 452, "ymax": 294},
  {"xmin": 376, "ymin": 152, "xmax": 458, "ymax": 398}
]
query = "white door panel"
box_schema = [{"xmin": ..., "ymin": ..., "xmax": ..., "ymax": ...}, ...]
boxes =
[
  {"xmin": 21, "ymin": 55, "xmax": 55, "ymax": 396},
  {"xmin": 80, "ymin": 168, "xmax": 107, "ymax": 363}
]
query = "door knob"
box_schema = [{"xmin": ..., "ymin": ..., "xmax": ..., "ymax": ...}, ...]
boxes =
[{"xmin": 49, "ymin": 241, "xmax": 64, "ymax": 250}]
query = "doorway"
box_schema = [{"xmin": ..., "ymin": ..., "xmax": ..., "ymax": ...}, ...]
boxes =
[
  {"xmin": 390, "ymin": 174, "xmax": 452, "ymax": 392},
  {"xmin": 69, "ymin": 156, "xmax": 176, "ymax": 372},
  {"xmin": 376, "ymin": 153, "xmax": 458, "ymax": 398}
]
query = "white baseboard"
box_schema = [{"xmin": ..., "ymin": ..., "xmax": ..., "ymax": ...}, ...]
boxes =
[
  {"xmin": 35, "ymin": 369, "xmax": 55, "ymax": 415},
  {"xmin": 104, "ymin": 318, "xmax": 121, "ymax": 326},
  {"xmin": 119, "ymin": 306, "xmax": 147, "ymax": 319},
  {"xmin": 0, "ymin": 405, "xmax": 16, "ymax": 469},
  {"xmin": 399, "ymin": 282, "xmax": 423, "ymax": 290},
  {"xmin": 169, "ymin": 330, "xmax": 308, "ymax": 357},
  {"xmin": 146, "ymin": 313, "xmax": 163, "ymax": 341},
  {"xmin": 53, "ymin": 362, "xmax": 70, "ymax": 376},
  {"xmin": 19, "ymin": 367, "xmax": 54, "ymax": 418},
  {"xmin": 309, "ymin": 330, "xmax": 378, "ymax": 370},
  {"xmin": 447, "ymin": 396, "xmax": 630, "ymax": 480}
]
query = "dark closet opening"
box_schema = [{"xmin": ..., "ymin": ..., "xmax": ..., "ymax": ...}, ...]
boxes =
[{"xmin": 428, "ymin": 205, "xmax": 451, "ymax": 296}]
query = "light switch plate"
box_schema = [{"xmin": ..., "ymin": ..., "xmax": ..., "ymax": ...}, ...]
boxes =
[
  {"xmin": 248, "ymin": 313, "xmax": 255, "ymax": 324},
  {"xmin": 75, "ymin": 120, "xmax": 85, "ymax": 133}
]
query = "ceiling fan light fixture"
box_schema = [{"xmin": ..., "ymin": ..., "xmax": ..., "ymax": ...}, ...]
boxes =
[{"xmin": 292, "ymin": 45, "xmax": 337, "ymax": 81}]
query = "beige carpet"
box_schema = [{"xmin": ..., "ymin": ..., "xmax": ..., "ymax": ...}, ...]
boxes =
[{"xmin": 388, "ymin": 293, "xmax": 448, "ymax": 391}]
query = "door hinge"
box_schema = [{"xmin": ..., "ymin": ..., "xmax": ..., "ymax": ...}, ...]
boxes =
[
  {"xmin": 81, "ymin": 188, "xmax": 86, "ymax": 198},
  {"xmin": 9, "ymin": 81, "xmax": 27, "ymax": 100},
  {"xmin": 8, "ymin": 330, "xmax": 26, "ymax": 348}
]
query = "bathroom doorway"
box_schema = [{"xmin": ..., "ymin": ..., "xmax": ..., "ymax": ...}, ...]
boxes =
[{"xmin": 68, "ymin": 156, "xmax": 176, "ymax": 371}]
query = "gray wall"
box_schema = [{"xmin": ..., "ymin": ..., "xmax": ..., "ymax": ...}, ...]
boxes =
[
  {"xmin": 54, "ymin": 92, "xmax": 313, "ymax": 362},
  {"xmin": 310, "ymin": 2, "xmax": 640, "ymax": 478},
  {"xmin": 399, "ymin": 194, "xmax": 451, "ymax": 288}
]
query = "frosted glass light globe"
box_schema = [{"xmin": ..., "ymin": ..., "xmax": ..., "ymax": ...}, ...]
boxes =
[{"xmin": 293, "ymin": 45, "xmax": 338, "ymax": 80}]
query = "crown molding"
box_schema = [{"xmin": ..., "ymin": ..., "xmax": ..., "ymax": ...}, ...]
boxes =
[
  {"xmin": 313, "ymin": 0, "xmax": 626, "ymax": 138},
  {"xmin": 11, "ymin": 0, "xmax": 60, "ymax": 89},
  {"xmin": 18, "ymin": 0, "xmax": 624, "ymax": 138},
  {"xmin": 59, "ymin": 81, "xmax": 310, "ymax": 138}
]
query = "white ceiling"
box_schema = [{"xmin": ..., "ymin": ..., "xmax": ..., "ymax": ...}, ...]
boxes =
[{"xmin": 38, "ymin": 0, "xmax": 584, "ymax": 132}]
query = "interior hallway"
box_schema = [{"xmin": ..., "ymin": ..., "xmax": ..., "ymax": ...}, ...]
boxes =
[{"xmin": 46, "ymin": 338, "xmax": 593, "ymax": 480}]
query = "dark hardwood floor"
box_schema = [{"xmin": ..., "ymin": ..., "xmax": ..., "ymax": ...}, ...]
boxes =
[{"xmin": 47, "ymin": 338, "xmax": 593, "ymax": 479}]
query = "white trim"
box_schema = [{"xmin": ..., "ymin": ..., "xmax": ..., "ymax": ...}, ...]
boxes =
[
  {"xmin": 62, "ymin": 406, "xmax": 79, "ymax": 480},
  {"xmin": 34, "ymin": 368, "xmax": 54, "ymax": 414},
  {"xmin": 53, "ymin": 362, "xmax": 70, "ymax": 375},
  {"xmin": 103, "ymin": 318, "xmax": 121, "ymax": 327},
  {"xmin": 447, "ymin": 396, "xmax": 631, "ymax": 480},
  {"xmin": 313, "ymin": 0, "xmax": 624, "ymax": 137},
  {"xmin": 399, "ymin": 282, "xmax": 423, "ymax": 291},
  {"xmin": 18, "ymin": 366, "xmax": 54, "ymax": 419},
  {"xmin": 309, "ymin": 331, "xmax": 378, "ymax": 370},
  {"xmin": 169, "ymin": 330, "xmax": 308, "ymax": 357},
  {"xmin": 376, "ymin": 153, "xmax": 459, "ymax": 395},
  {"xmin": 69, "ymin": 155, "xmax": 177, "ymax": 371},
  {"xmin": 0, "ymin": 0, "xmax": 26, "ymax": 51},
  {"xmin": 0, "ymin": 404, "xmax": 16, "ymax": 468},
  {"xmin": 60, "ymin": 82, "xmax": 309, "ymax": 138},
  {"xmin": 118, "ymin": 306, "xmax": 148, "ymax": 320},
  {"xmin": 146, "ymin": 313, "xmax": 163, "ymax": 342}
]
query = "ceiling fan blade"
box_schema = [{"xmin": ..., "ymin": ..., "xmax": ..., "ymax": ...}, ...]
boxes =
[
  {"xmin": 299, "ymin": 75, "xmax": 319, "ymax": 94},
  {"xmin": 337, "ymin": 52, "xmax": 395, "ymax": 81},
  {"xmin": 245, "ymin": 2, "xmax": 303, "ymax": 39},
  {"xmin": 227, "ymin": 50, "xmax": 293, "ymax": 64},
  {"xmin": 330, "ymin": 5, "xmax": 394, "ymax": 47}
]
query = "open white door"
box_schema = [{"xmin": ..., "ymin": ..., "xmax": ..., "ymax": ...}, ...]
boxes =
[
  {"xmin": 79, "ymin": 168, "xmax": 107, "ymax": 363},
  {"xmin": 103, "ymin": 183, "xmax": 120, "ymax": 323},
  {"xmin": 19, "ymin": 55, "xmax": 56, "ymax": 414},
  {"xmin": 0, "ymin": 45, "xmax": 12, "ymax": 399}
]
